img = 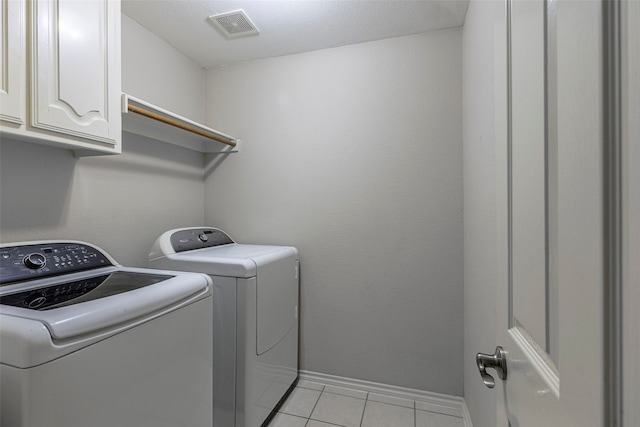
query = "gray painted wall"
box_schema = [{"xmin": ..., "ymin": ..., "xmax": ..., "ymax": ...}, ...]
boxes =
[
  {"xmin": 0, "ymin": 135, "xmax": 204, "ymax": 266},
  {"xmin": 203, "ymin": 30, "xmax": 464, "ymax": 396},
  {"xmin": 462, "ymin": 0, "xmax": 502, "ymax": 425},
  {"xmin": 0, "ymin": 15, "xmax": 206, "ymax": 267},
  {"xmin": 1, "ymin": 13, "xmax": 471, "ymax": 403},
  {"xmin": 121, "ymin": 14, "xmax": 205, "ymax": 123}
]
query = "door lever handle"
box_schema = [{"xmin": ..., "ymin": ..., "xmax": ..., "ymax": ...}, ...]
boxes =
[{"xmin": 476, "ymin": 346, "xmax": 507, "ymax": 388}]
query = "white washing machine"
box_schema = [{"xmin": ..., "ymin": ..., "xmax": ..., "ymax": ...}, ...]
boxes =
[
  {"xmin": 149, "ymin": 227, "xmax": 299, "ymax": 427},
  {"xmin": 0, "ymin": 240, "xmax": 213, "ymax": 427}
]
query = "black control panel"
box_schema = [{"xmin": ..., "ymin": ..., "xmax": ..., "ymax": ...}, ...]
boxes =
[
  {"xmin": 0, "ymin": 243, "xmax": 113, "ymax": 286},
  {"xmin": 170, "ymin": 228, "xmax": 235, "ymax": 253}
]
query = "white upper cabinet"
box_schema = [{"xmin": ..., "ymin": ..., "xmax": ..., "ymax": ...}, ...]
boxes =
[
  {"xmin": 0, "ymin": 0, "xmax": 25, "ymax": 125},
  {"xmin": 1, "ymin": 0, "xmax": 121, "ymax": 156}
]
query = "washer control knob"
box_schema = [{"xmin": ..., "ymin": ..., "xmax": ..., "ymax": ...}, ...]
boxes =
[
  {"xmin": 24, "ymin": 253, "xmax": 47, "ymax": 270},
  {"xmin": 198, "ymin": 233, "xmax": 208, "ymax": 243}
]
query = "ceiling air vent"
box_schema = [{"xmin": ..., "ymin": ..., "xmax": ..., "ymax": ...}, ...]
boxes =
[{"xmin": 208, "ymin": 10, "xmax": 259, "ymax": 39}]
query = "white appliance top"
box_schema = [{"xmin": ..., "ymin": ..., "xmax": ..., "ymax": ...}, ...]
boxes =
[
  {"xmin": 0, "ymin": 240, "xmax": 212, "ymax": 367},
  {"xmin": 149, "ymin": 227, "xmax": 298, "ymax": 277}
]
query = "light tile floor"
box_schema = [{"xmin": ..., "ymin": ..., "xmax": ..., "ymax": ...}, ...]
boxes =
[{"xmin": 267, "ymin": 380, "xmax": 464, "ymax": 427}]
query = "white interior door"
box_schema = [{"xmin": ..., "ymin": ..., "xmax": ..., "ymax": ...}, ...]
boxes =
[{"xmin": 490, "ymin": 0, "xmax": 611, "ymax": 425}]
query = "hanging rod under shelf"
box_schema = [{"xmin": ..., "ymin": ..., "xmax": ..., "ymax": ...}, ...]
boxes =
[{"xmin": 122, "ymin": 94, "xmax": 237, "ymax": 148}]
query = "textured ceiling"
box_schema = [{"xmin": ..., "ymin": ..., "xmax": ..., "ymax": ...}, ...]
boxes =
[{"xmin": 122, "ymin": 0, "xmax": 470, "ymax": 69}]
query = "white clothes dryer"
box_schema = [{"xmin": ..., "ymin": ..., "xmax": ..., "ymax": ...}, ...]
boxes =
[
  {"xmin": 0, "ymin": 240, "xmax": 214, "ymax": 427},
  {"xmin": 149, "ymin": 227, "xmax": 299, "ymax": 427}
]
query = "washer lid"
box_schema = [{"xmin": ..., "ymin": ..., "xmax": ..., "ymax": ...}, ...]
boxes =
[
  {"xmin": 0, "ymin": 267, "xmax": 211, "ymax": 340},
  {"xmin": 0, "ymin": 271, "xmax": 171, "ymax": 311}
]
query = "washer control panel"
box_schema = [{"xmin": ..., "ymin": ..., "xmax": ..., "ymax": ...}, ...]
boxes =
[
  {"xmin": 170, "ymin": 228, "xmax": 235, "ymax": 253},
  {"xmin": 0, "ymin": 243, "xmax": 112, "ymax": 286}
]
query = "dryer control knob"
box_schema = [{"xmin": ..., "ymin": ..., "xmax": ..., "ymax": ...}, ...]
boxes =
[
  {"xmin": 198, "ymin": 233, "xmax": 209, "ymax": 243},
  {"xmin": 24, "ymin": 253, "xmax": 47, "ymax": 270}
]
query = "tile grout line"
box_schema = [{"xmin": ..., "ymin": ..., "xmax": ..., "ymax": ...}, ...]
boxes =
[
  {"xmin": 302, "ymin": 381, "xmax": 425, "ymax": 410},
  {"xmin": 307, "ymin": 419, "xmax": 350, "ymax": 427},
  {"xmin": 275, "ymin": 381, "xmax": 463, "ymax": 427},
  {"xmin": 304, "ymin": 385, "xmax": 326, "ymax": 427},
  {"xmin": 358, "ymin": 391, "xmax": 369, "ymax": 427},
  {"xmin": 322, "ymin": 390, "xmax": 367, "ymax": 400}
]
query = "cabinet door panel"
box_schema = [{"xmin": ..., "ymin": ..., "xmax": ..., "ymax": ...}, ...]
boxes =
[
  {"xmin": 0, "ymin": 0, "xmax": 25, "ymax": 125},
  {"xmin": 31, "ymin": 0, "xmax": 120, "ymax": 146},
  {"xmin": 58, "ymin": 0, "xmax": 104, "ymax": 118}
]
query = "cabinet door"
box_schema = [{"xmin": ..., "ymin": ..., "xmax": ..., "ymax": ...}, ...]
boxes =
[
  {"xmin": 0, "ymin": 0, "xmax": 25, "ymax": 125},
  {"xmin": 31, "ymin": 0, "xmax": 120, "ymax": 147}
]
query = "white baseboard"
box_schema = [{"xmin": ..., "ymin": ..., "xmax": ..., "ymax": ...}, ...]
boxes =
[{"xmin": 299, "ymin": 370, "xmax": 470, "ymax": 423}]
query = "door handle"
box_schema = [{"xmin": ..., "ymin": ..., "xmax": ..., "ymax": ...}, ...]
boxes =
[{"xmin": 476, "ymin": 346, "xmax": 507, "ymax": 388}]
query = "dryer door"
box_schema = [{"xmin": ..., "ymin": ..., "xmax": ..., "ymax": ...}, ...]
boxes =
[{"xmin": 254, "ymin": 250, "xmax": 298, "ymax": 355}]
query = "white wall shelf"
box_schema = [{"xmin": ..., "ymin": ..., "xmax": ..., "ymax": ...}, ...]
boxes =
[{"xmin": 121, "ymin": 93, "xmax": 240, "ymax": 153}]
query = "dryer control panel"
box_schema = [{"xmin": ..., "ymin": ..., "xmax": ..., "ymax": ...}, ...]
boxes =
[
  {"xmin": 0, "ymin": 243, "xmax": 113, "ymax": 286},
  {"xmin": 170, "ymin": 228, "xmax": 235, "ymax": 253}
]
